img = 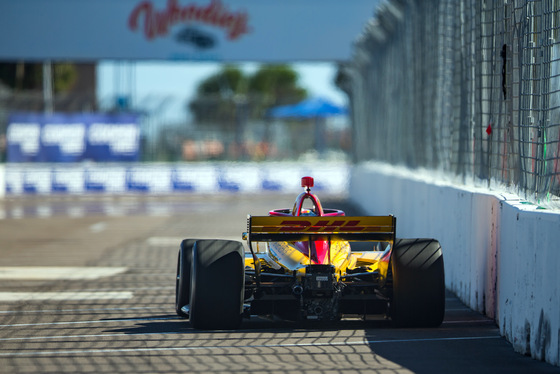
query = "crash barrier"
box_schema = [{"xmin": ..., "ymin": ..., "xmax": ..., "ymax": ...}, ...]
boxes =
[
  {"xmin": 350, "ymin": 162, "xmax": 560, "ymax": 366},
  {"xmin": 0, "ymin": 164, "xmax": 5, "ymax": 199},
  {"xmin": 2, "ymin": 162, "xmax": 349, "ymax": 196}
]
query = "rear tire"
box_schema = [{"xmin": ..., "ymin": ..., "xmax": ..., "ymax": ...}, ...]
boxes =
[
  {"xmin": 175, "ymin": 239, "xmax": 197, "ymax": 318},
  {"xmin": 189, "ymin": 240, "xmax": 244, "ymax": 330},
  {"xmin": 391, "ymin": 238, "xmax": 445, "ymax": 327}
]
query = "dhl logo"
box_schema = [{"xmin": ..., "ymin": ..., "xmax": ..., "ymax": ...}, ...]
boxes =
[
  {"xmin": 251, "ymin": 217, "xmax": 394, "ymax": 233},
  {"xmin": 276, "ymin": 220, "xmax": 365, "ymax": 232}
]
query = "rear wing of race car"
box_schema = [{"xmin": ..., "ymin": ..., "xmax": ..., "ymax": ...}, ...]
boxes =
[{"xmin": 245, "ymin": 215, "xmax": 396, "ymax": 244}]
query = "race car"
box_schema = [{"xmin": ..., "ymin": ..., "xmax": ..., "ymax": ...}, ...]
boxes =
[{"xmin": 175, "ymin": 176, "xmax": 445, "ymax": 329}]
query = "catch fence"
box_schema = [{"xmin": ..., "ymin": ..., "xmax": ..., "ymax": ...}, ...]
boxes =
[{"xmin": 338, "ymin": 0, "xmax": 560, "ymax": 203}]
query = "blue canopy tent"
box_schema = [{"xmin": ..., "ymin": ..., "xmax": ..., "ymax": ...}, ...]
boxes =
[
  {"xmin": 268, "ymin": 97, "xmax": 347, "ymax": 119},
  {"xmin": 268, "ymin": 97, "xmax": 348, "ymax": 155}
]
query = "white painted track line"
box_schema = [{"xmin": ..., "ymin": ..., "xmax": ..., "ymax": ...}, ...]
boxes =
[
  {"xmin": 0, "ymin": 267, "xmax": 127, "ymax": 280},
  {"xmin": 0, "ymin": 291, "xmax": 133, "ymax": 301},
  {"xmin": 0, "ymin": 331, "xmax": 181, "ymax": 342},
  {"xmin": 0, "ymin": 316, "xmax": 176, "ymax": 328},
  {"xmin": 0, "ymin": 306, "xmax": 165, "ymax": 314},
  {"xmin": 146, "ymin": 236, "xmax": 243, "ymax": 246},
  {"xmin": 146, "ymin": 236, "xmax": 185, "ymax": 246}
]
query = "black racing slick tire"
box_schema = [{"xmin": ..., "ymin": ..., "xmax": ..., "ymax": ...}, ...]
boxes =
[
  {"xmin": 391, "ymin": 238, "xmax": 445, "ymax": 327},
  {"xmin": 189, "ymin": 240, "xmax": 244, "ymax": 330},
  {"xmin": 175, "ymin": 239, "xmax": 197, "ymax": 318}
]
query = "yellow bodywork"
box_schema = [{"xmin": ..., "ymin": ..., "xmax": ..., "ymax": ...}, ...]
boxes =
[
  {"xmin": 244, "ymin": 214, "xmax": 395, "ymax": 281},
  {"xmin": 244, "ymin": 241, "xmax": 389, "ymax": 280}
]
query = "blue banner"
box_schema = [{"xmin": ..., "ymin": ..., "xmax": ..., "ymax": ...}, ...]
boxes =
[{"xmin": 7, "ymin": 113, "xmax": 140, "ymax": 163}]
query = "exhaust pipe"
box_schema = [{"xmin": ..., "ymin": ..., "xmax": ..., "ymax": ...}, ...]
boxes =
[{"xmin": 292, "ymin": 284, "xmax": 303, "ymax": 296}]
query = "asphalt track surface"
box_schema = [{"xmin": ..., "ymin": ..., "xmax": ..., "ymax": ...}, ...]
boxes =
[{"xmin": 1, "ymin": 194, "xmax": 559, "ymax": 374}]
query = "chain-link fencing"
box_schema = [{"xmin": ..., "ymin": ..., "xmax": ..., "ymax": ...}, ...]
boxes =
[{"xmin": 337, "ymin": 0, "xmax": 560, "ymax": 204}]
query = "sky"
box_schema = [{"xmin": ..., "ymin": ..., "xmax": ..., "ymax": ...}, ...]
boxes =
[{"xmin": 96, "ymin": 61, "xmax": 347, "ymax": 123}]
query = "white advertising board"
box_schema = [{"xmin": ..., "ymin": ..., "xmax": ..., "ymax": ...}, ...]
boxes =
[
  {"xmin": 4, "ymin": 162, "xmax": 349, "ymax": 195},
  {"xmin": 0, "ymin": 0, "xmax": 376, "ymax": 62}
]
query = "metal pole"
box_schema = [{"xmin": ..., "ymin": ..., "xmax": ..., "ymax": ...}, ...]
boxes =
[{"xmin": 43, "ymin": 61, "xmax": 53, "ymax": 113}]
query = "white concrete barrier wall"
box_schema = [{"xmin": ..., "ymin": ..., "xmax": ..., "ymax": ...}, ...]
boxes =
[
  {"xmin": 2, "ymin": 162, "xmax": 349, "ymax": 196},
  {"xmin": 350, "ymin": 162, "xmax": 560, "ymax": 366},
  {"xmin": 0, "ymin": 164, "xmax": 5, "ymax": 199},
  {"xmin": 498, "ymin": 204, "xmax": 560, "ymax": 362}
]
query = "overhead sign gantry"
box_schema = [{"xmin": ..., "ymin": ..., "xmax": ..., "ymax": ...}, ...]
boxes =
[{"xmin": 0, "ymin": 0, "xmax": 376, "ymax": 62}]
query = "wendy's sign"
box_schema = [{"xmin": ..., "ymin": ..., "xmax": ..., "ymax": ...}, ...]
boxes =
[
  {"xmin": 128, "ymin": 0, "xmax": 251, "ymax": 42},
  {"xmin": 0, "ymin": 0, "xmax": 375, "ymax": 61}
]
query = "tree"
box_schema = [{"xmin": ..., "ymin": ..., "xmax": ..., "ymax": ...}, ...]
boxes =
[
  {"xmin": 188, "ymin": 64, "xmax": 307, "ymax": 124},
  {"xmin": 53, "ymin": 63, "xmax": 77, "ymax": 93},
  {"xmin": 0, "ymin": 62, "xmax": 77, "ymax": 92},
  {"xmin": 188, "ymin": 65, "xmax": 246, "ymax": 124},
  {"xmin": 248, "ymin": 65, "xmax": 307, "ymax": 105}
]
